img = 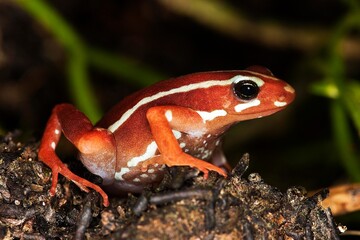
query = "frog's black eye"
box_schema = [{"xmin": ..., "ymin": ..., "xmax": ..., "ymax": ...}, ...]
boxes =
[{"xmin": 233, "ymin": 80, "xmax": 259, "ymax": 100}]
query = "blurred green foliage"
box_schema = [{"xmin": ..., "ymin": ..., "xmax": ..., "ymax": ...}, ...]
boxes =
[
  {"xmin": 311, "ymin": 0, "xmax": 360, "ymax": 181},
  {"xmin": 14, "ymin": 0, "xmax": 165, "ymax": 123}
]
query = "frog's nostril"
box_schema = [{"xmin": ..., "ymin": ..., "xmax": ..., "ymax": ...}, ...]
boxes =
[{"xmin": 278, "ymin": 95, "xmax": 286, "ymax": 101}]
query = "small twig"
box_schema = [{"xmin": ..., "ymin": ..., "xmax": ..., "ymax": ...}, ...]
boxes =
[
  {"xmin": 341, "ymin": 230, "xmax": 360, "ymax": 236},
  {"xmin": 149, "ymin": 189, "xmax": 213, "ymax": 204},
  {"xmin": 230, "ymin": 153, "xmax": 250, "ymax": 178},
  {"xmin": 204, "ymin": 196, "xmax": 215, "ymax": 230},
  {"xmin": 132, "ymin": 189, "xmax": 214, "ymax": 216},
  {"xmin": 73, "ymin": 196, "xmax": 93, "ymax": 240},
  {"xmin": 132, "ymin": 194, "xmax": 149, "ymax": 216}
]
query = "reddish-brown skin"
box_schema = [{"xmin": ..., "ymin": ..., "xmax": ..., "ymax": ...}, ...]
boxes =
[{"xmin": 38, "ymin": 67, "xmax": 295, "ymax": 206}]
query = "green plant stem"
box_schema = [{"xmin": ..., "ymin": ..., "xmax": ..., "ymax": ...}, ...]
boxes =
[
  {"xmin": 14, "ymin": 0, "xmax": 102, "ymax": 122},
  {"xmin": 13, "ymin": 0, "xmax": 166, "ymax": 123},
  {"xmin": 343, "ymin": 82, "xmax": 360, "ymax": 135},
  {"xmin": 67, "ymin": 49, "xmax": 102, "ymax": 122},
  {"xmin": 87, "ymin": 48, "xmax": 165, "ymax": 87},
  {"xmin": 331, "ymin": 101, "xmax": 360, "ymax": 181},
  {"xmin": 326, "ymin": 3, "xmax": 360, "ymax": 181}
]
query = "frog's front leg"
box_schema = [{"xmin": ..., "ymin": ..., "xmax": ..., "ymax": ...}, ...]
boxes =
[
  {"xmin": 38, "ymin": 104, "xmax": 115, "ymax": 206},
  {"xmin": 144, "ymin": 106, "xmax": 227, "ymax": 179}
]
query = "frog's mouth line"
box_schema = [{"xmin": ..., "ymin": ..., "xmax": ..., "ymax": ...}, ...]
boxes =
[{"xmin": 229, "ymin": 106, "xmax": 287, "ymax": 120}]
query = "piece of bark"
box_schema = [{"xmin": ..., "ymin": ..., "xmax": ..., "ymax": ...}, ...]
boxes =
[
  {"xmin": 321, "ymin": 183, "xmax": 360, "ymax": 216},
  {"xmin": 0, "ymin": 133, "xmax": 345, "ymax": 239}
]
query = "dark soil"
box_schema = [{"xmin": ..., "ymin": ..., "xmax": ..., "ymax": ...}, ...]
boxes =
[{"xmin": 0, "ymin": 132, "xmax": 343, "ymax": 239}]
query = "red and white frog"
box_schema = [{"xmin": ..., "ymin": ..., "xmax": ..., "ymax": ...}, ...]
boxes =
[{"xmin": 38, "ymin": 66, "xmax": 295, "ymax": 206}]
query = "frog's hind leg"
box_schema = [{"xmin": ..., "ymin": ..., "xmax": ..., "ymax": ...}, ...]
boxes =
[{"xmin": 39, "ymin": 103, "xmax": 115, "ymax": 206}]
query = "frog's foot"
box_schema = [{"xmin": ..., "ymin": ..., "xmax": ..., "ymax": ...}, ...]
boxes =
[
  {"xmin": 40, "ymin": 150, "xmax": 109, "ymax": 207},
  {"xmin": 141, "ymin": 153, "xmax": 227, "ymax": 179}
]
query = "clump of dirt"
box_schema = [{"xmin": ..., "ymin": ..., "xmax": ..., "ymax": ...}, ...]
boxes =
[{"xmin": 0, "ymin": 133, "xmax": 343, "ymax": 239}]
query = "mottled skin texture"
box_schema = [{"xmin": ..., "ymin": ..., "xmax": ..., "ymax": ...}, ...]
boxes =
[{"xmin": 39, "ymin": 67, "xmax": 295, "ymax": 206}]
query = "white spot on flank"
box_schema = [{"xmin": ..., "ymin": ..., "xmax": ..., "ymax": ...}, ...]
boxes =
[
  {"xmin": 154, "ymin": 163, "xmax": 159, "ymax": 167},
  {"xmin": 172, "ymin": 130, "xmax": 182, "ymax": 139},
  {"xmin": 274, "ymin": 101, "xmax": 287, "ymax": 107},
  {"xmin": 127, "ymin": 141, "xmax": 158, "ymax": 167},
  {"xmin": 179, "ymin": 142, "xmax": 186, "ymax": 148},
  {"xmin": 202, "ymin": 150, "xmax": 212, "ymax": 159},
  {"xmin": 207, "ymin": 134, "xmax": 211, "ymax": 138},
  {"xmin": 196, "ymin": 109, "xmax": 227, "ymax": 123},
  {"xmin": 165, "ymin": 110, "xmax": 173, "ymax": 122},
  {"xmin": 148, "ymin": 168, "xmax": 155, "ymax": 173},
  {"xmin": 133, "ymin": 178, "xmax": 141, "ymax": 182},
  {"xmin": 54, "ymin": 129, "xmax": 60, "ymax": 135},
  {"xmin": 50, "ymin": 142, "xmax": 56, "ymax": 150},
  {"xmin": 234, "ymin": 99, "xmax": 261, "ymax": 112},
  {"xmin": 140, "ymin": 174, "xmax": 149, "ymax": 178},
  {"xmin": 189, "ymin": 130, "xmax": 205, "ymax": 138},
  {"xmin": 115, "ymin": 167, "xmax": 130, "ymax": 180},
  {"xmin": 108, "ymin": 75, "xmax": 261, "ymax": 132},
  {"xmin": 284, "ymin": 85, "xmax": 295, "ymax": 94}
]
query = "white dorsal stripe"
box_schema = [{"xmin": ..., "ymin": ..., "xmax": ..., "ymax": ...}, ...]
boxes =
[{"xmin": 108, "ymin": 75, "xmax": 263, "ymax": 132}]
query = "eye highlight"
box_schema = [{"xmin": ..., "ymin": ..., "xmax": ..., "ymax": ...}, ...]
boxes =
[{"xmin": 233, "ymin": 80, "xmax": 259, "ymax": 100}]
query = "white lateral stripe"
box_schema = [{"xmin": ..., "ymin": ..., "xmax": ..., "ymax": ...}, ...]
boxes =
[
  {"xmin": 108, "ymin": 75, "xmax": 259, "ymax": 132},
  {"xmin": 127, "ymin": 141, "xmax": 158, "ymax": 167},
  {"xmin": 114, "ymin": 167, "xmax": 130, "ymax": 180},
  {"xmin": 234, "ymin": 99, "xmax": 261, "ymax": 112},
  {"xmin": 196, "ymin": 109, "xmax": 227, "ymax": 122}
]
